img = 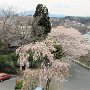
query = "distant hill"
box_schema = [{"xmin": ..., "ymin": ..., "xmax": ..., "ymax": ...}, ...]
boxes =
[
  {"xmin": 49, "ymin": 13, "xmax": 64, "ymax": 18},
  {"xmin": 0, "ymin": 9, "xmax": 64, "ymax": 18},
  {"xmin": 20, "ymin": 10, "xmax": 64, "ymax": 18},
  {"xmin": 20, "ymin": 10, "xmax": 34, "ymax": 16}
]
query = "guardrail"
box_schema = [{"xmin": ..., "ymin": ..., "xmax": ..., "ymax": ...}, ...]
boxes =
[{"xmin": 72, "ymin": 60, "xmax": 90, "ymax": 70}]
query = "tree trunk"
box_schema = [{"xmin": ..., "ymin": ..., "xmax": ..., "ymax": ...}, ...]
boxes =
[{"xmin": 46, "ymin": 78, "xmax": 51, "ymax": 90}]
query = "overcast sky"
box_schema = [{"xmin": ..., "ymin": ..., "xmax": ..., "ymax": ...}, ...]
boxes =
[{"xmin": 0, "ymin": 0, "xmax": 90, "ymax": 16}]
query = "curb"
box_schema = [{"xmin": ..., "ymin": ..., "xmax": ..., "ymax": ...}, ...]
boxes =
[{"xmin": 72, "ymin": 60, "xmax": 90, "ymax": 70}]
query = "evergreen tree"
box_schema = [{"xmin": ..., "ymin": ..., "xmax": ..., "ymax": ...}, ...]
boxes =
[{"xmin": 33, "ymin": 4, "xmax": 51, "ymax": 35}]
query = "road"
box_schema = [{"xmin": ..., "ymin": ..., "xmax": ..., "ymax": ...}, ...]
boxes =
[
  {"xmin": 0, "ymin": 62, "xmax": 90, "ymax": 90},
  {"xmin": 62, "ymin": 62, "xmax": 90, "ymax": 90},
  {"xmin": 0, "ymin": 77, "xmax": 17, "ymax": 90}
]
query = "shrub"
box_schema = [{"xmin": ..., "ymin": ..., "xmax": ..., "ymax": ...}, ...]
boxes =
[
  {"xmin": 0, "ymin": 39, "xmax": 3, "ymax": 49},
  {"xmin": 9, "ymin": 52, "xmax": 19, "ymax": 67},
  {"xmin": 0, "ymin": 52, "xmax": 19, "ymax": 74},
  {"xmin": 15, "ymin": 80, "xmax": 23, "ymax": 90}
]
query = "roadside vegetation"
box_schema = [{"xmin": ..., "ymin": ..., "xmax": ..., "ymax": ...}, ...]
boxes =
[
  {"xmin": 0, "ymin": 39, "xmax": 19, "ymax": 74},
  {"xmin": 79, "ymin": 51, "xmax": 90, "ymax": 66},
  {"xmin": 15, "ymin": 80, "xmax": 23, "ymax": 90}
]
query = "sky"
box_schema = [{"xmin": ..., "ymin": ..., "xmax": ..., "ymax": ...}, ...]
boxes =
[{"xmin": 0, "ymin": 0, "xmax": 90, "ymax": 16}]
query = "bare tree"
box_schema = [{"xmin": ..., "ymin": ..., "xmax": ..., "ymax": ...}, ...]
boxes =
[
  {"xmin": 14, "ymin": 16, "xmax": 32, "ymax": 45},
  {"xmin": 0, "ymin": 8, "xmax": 33, "ymax": 53},
  {"xmin": 0, "ymin": 7, "xmax": 18, "ymax": 52}
]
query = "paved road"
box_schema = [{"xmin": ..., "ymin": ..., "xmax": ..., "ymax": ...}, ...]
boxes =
[
  {"xmin": 62, "ymin": 62, "xmax": 90, "ymax": 90},
  {"xmin": 1, "ymin": 62, "xmax": 90, "ymax": 90},
  {"xmin": 0, "ymin": 77, "xmax": 17, "ymax": 90}
]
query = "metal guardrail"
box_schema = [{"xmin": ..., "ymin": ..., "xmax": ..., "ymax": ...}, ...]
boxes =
[{"xmin": 72, "ymin": 60, "xmax": 90, "ymax": 70}]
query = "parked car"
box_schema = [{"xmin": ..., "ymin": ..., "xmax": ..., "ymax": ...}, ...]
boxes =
[{"xmin": 0, "ymin": 73, "xmax": 12, "ymax": 81}]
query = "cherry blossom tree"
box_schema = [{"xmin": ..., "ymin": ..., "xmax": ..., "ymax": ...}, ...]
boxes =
[
  {"xmin": 16, "ymin": 41, "xmax": 69, "ymax": 90},
  {"xmin": 16, "ymin": 26, "xmax": 90, "ymax": 90}
]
